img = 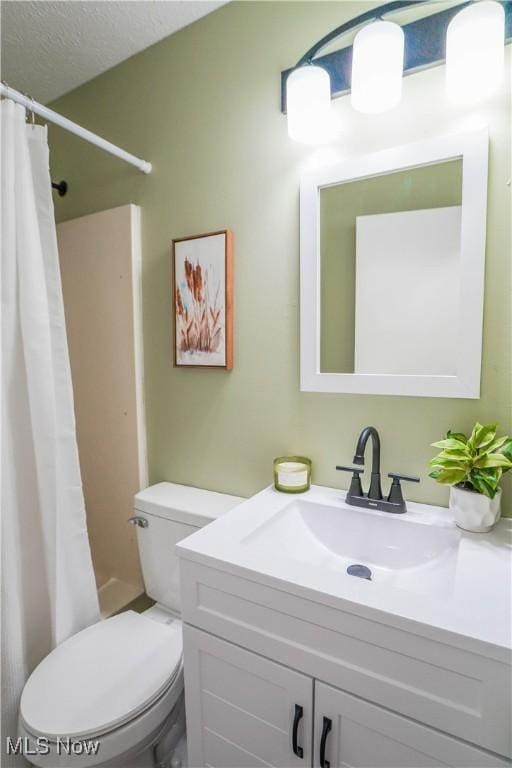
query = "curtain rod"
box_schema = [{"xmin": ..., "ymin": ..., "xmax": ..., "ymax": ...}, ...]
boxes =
[{"xmin": 0, "ymin": 83, "xmax": 152, "ymax": 174}]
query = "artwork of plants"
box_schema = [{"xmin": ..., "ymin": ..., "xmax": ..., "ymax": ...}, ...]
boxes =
[
  {"xmin": 172, "ymin": 230, "xmax": 233, "ymax": 369},
  {"xmin": 176, "ymin": 258, "xmax": 221, "ymax": 354}
]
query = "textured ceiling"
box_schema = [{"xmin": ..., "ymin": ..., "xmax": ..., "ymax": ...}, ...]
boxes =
[{"xmin": 1, "ymin": 0, "xmax": 227, "ymax": 104}]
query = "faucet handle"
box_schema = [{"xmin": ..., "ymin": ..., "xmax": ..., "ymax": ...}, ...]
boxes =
[
  {"xmin": 336, "ymin": 465, "xmax": 364, "ymax": 474},
  {"xmin": 387, "ymin": 473, "xmax": 420, "ymax": 508},
  {"xmin": 388, "ymin": 473, "xmax": 420, "ymax": 483},
  {"xmin": 336, "ymin": 465, "xmax": 364, "ymax": 498}
]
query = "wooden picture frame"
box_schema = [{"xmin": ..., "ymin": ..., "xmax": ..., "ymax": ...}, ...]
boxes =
[{"xmin": 172, "ymin": 230, "xmax": 233, "ymax": 370}]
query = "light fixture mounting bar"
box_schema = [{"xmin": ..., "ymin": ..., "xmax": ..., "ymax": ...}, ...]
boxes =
[
  {"xmin": 281, "ymin": 0, "xmax": 512, "ymax": 113},
  {"xmin": 295, "ymin": 0, "xmax": 426, "ymax": 67}
]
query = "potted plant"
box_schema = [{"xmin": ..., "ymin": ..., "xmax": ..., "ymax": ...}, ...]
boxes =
[{"xmin": 429, "ymin": 422, "xmax": 512, "ymax": 532}]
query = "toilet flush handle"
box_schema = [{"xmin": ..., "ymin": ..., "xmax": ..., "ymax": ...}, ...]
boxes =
[{"xmin": 128, "ymin": 516, "xmax": 148, "ymax": 528}]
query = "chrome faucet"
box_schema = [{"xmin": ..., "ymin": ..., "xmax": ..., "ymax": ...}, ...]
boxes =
[{"xmin": 336, "ymin": 426, "xmax": 420, "ymax": 514}]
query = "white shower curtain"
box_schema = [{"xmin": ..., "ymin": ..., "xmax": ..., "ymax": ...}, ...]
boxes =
[{"xmin": 1, "ymin": 100, "xmax": 100, "ymax": 763}]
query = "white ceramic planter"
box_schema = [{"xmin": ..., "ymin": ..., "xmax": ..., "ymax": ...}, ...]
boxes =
[{"xmin": 449, "ymin": 485, "xmax": 502, "ymax": 533}]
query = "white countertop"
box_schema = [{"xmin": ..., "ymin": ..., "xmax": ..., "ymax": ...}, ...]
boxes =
[{"xmin": 177, "ymin": 484, "xmax": 512, "ymax": 661}]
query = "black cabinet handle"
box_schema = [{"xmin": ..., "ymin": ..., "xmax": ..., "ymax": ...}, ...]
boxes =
[
  {"xmin": 319, "ymin": 716, "xmax": 332, "ymax": 768},
  {"xmin": 292, "ymin": 704, "xmax": 304, "ymax": 758}
]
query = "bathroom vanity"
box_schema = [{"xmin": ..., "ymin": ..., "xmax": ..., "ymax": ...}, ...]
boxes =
[{"xmin": 177, "ymin": 485, "xmax": 512, "ymax": 768}]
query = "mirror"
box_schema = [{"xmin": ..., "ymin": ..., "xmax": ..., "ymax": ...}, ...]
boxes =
[
  {"xmin": 320, "ymin": 160, "xmax": 462, "ymax": 375},
  {"xmin": 300, "ymin": 130, "xmax": 488, "ymax": 398}
]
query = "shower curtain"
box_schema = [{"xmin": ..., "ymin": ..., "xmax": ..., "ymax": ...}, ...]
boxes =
[{"xmin": 1, "ymin": 100, "xmax": 100, "ymax": 764}]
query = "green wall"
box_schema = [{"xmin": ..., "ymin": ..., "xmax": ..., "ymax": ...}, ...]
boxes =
[
  {"xmin": 320, "ymin": 160, "xmax": 463, "ymax": 372},
  {"xmin": 49, "ymin": 1, "xmax": 511, "ymax": 510}
]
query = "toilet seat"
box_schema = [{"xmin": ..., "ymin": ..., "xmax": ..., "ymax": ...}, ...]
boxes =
[
  {"xmin": 19, "ymin": 669, "xmax": 184, "ymax": 768},
  {"xmin": 20, "ymin": 611, "xmax": 183, "ymax": 741}
]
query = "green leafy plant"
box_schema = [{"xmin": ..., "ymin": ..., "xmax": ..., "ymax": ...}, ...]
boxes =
[{"xmin": 429, "ymin": 423, "xmax": 512, "ymax": 499}]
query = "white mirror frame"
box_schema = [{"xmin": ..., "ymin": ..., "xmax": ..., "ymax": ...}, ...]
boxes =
[{"xmin": 300, "ymin": 128, "xmax": 489, "ymax": 398}]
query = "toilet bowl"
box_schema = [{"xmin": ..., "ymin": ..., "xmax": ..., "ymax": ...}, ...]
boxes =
[{"xmin": 19, "ymin": 483, "xmax": 243, "ymax": 768}]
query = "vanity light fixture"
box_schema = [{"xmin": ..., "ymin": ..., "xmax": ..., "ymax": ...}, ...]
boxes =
[
  {"xmin": 351, "ymin": 20, "xmax": 405, "ymax": 114},
  {"xmin": 286, "ymin": 65, "xmax": 335, "ymax": 144},
  {"xmin": 446, "ymin": 1, "xmax": 505, "ymax": 105},
  {"xmin": 283, "ymin": 0, "xmax": 511, "ymax": 144}
]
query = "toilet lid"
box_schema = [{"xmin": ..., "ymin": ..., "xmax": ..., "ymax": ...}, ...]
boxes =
[{"xmin": 20, "ymin": 611, "xmax": 182, "ymax": 739}]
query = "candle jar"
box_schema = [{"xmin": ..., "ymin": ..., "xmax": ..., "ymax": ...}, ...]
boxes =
[{"xmin": 273, "ymin": 456, "xmax": 312, "ymax": 494}]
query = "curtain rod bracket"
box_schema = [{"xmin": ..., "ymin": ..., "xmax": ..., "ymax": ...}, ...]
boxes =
[{"xmin": 51, "ymin": 180, "xmax": 68, "ymax": 197}]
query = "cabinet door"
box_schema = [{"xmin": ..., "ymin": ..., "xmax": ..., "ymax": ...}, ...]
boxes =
[
  {"xmin": 184, "ymin": 625, "xmax": 313, "ymax": 768},
  {"xmin": 314, "ymin": 682, "xmax": 509, "ymax": 768}
]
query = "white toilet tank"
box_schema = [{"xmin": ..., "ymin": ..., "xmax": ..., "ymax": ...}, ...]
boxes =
[{"xmin": 133, "ymin": 482, "xmax": 244, "ymax": 614}]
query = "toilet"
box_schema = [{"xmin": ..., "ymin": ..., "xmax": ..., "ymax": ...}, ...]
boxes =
[{"xmin": 18, "ymin": 482, "xmax": 243, "ymax": 768}]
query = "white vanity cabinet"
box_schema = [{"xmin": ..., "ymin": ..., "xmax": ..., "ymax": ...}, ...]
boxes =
[
  {"xmin": 184, "ymin": 626, "xmax": 313, "ymax": 768},
  {"xmin": 177, "ymin": 485, "xmax": 512, "ymax": 768},
  {"xmin": 184, "ymin": 627, "xmax": 510, "ymax": 768},
  {"xmin": 313, "ymin": 682, "xmax": 508, "ymax": 768}
]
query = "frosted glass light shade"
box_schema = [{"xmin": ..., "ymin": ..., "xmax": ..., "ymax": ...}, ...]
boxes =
[
  {"xmin": 351, "ymin": 21, "xmax": 405, "ymax": 114},
  {"xmin": 287, "ymin": 65, "xmax": 334, "ymax": 144},
  {"xmin": 446, "ymin": 1, "xmax": 505, "ymax": 106}
]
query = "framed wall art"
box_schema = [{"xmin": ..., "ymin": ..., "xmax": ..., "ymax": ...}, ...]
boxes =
[{"xmin": 172, "ymin": 230, "xmax": 233, "ymax": 370}]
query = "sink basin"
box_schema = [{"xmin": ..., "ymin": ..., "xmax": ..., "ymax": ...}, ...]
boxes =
[
  {"xmin": 241, "ymin": 498, "xmax": 461, "ymax": 597},
  {"xmin": 176, "ymin": 483, "xmax": 512, "ymax": 650}
]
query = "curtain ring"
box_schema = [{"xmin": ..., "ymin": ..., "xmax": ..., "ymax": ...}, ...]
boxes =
[{"xmin": 24, "ymin": 93, "xmax": 35, "ymax": 125}]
